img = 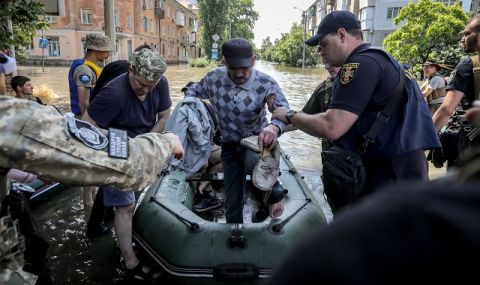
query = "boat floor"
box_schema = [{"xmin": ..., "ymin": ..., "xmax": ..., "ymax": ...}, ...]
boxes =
[{"xmin": 192, "ymin": 179, "xmax": 273, "ymax": 224}]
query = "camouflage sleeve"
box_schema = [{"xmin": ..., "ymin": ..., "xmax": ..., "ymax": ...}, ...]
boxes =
[
  {"xmin": 73, "ymin": 64, "xmax": 95, "ymax": 88},
  {"xmin": 0, "ymin": 97, "xmax": 175, "ymax": 191}
]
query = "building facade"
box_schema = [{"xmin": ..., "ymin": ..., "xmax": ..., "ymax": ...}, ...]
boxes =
[
  {"xmin": 27, "ymin": 0, "xmax": 199, "ymax": 65},
  {"xmin": 302, "ymin": 0, "xmax": 475, "ymax": 49}
]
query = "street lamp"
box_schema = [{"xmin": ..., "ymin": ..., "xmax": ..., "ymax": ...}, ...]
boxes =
[{"xmin": 293, "ymin": 6, "xmax": 307, "ymax": 69}]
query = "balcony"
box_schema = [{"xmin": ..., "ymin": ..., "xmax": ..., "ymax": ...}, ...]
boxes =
[
  {"xmin": 176, "ymin": 11, "xmax": 185, "ymax": 27},
  {"xmin": 154, "ymin": 7, "xmax": 165, "ymax": 19}
]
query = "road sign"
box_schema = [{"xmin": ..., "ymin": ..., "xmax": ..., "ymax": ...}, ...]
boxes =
[
  {"xmin": 211, "ymin": 48, "xmax": 218, "ymax": 52},
  {"xmin": 39, "ymin": 38, "xmax": 49, "ymax": 49},
  {"xmin": 212, "ymin": 42, "xmax": 218, "ymax": 49},
  {"xmin": 211, "ymin": 51, "xmax": 218, "ymax": 60},
  {"xmin": 212, "ymin": 34, "xmax": 220, "ymax": 42}
]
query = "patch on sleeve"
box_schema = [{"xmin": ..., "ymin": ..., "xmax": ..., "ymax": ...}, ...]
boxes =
[
  {"xmin": 79, "ymin": 74, "xmax": 91, "ymax": 83},
  {"xmin": 447, "ymin": 70, "xmax": 456, "ymax": 85},
  {"xmin": 64, "ymin": 112, "xmax": 109, "ymax": 150},
  {"xmin": 340, "ymin": 63, "xmax": 360, "ymax": 85}
]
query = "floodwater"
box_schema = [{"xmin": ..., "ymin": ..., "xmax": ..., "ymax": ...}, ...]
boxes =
[
  {"xmin": 17, "ymin": 61, "xmax": 333, "ymax": 284},
  {"xmin": 16, "ymin": 61, "xmax": 445, "ymax": 284}
]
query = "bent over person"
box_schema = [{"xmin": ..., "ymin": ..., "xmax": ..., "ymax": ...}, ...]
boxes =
[
  {"xmin": 273, "ymin": 11, "xmax": 440, "ymax": 213},
  {"xmin": 185, "ymin": 38, "xmax": 289, "ymax": 224},
  {"xmin": 82, "ymin": 48, "xmax": 171, "ymax": 281}
]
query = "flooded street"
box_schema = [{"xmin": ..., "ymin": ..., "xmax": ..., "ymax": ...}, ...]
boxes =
[{"xmin": 17, "ymin": 61, "xmax": 333, "ymax": 284}]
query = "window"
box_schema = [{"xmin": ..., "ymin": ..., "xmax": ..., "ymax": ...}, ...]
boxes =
[
  {"xmin": 47, "ymin": 36, "xmax": 60, "ymax": 57},
  {"xmin": 156, "ymin": 20, "xmax": 159, "ymax": 35},
  {"xmin": 150, "ymin": 19, "xmax": 154, "ymax": 33},
  {"xmin": 143, "ymin": 17, "xmax": 148, "ymax": 32},
  {"xmin": 45, "ymin": 15, "xmax": 56, "ymax": 23},
  {"xmin": 387, "ymin": 7, "xmax": 401, "ymax": 20},
  {"xmin": 81, "ymin": 9, "xmax": 92, "ymax": 24},
  {"xmin": 114, "ymin": 10, "xmax": 119, "ymax": 26},
  {"xmin": 127, "ymin": 14, "xmax": 132, "ymax": 29}
]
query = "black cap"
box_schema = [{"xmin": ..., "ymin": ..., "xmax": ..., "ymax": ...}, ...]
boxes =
[
  {"xmin": 304, "ymin": 10, "xmax": 361, "ymax": 46},
  {"xmin": 221, "ymin": 38, "xmax": 254, "ymax": 68}
]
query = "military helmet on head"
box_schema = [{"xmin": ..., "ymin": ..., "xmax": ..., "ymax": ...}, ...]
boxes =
[
  {"xmin": 85, "ymin": 33, "xmax": 112, "ymax": 52},
  {"xmin": 129, "ymin": 49, "xmax": 167, "ymax": 81}
]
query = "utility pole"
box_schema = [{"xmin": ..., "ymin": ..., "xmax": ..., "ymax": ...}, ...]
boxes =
[
  {"xmin": 294, "ymin": 6, "xmax": 306, "ymax": 69},
  {"xmin": 104, "ymin": 0, "xmax": 116, "ymax": 61}
]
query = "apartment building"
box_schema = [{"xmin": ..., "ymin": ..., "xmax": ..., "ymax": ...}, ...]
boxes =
[
  {"xmin": 302, "ymin": 0, "xmax": 475, "ymax": 49},
  {"xmin": 28, "ymin": 0, "xmax": 199, "ymax": 65}
]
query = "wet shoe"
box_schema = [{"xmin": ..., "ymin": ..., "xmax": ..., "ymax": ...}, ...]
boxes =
[
  {"xmin": 253, "ymin": 143, "xmax": 280, "ymax": 191},
  {"xmin": 240, "ymin": 135, "xmax": 261, "ymax": 153},
  {"xmin": 193, "ymin": 197, "xmax": 221, "ymax": 213}
]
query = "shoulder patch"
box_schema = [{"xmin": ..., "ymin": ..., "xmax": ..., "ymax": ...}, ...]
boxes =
[
  {"xmin": 340, "ymin": 63, "xmax": 360, "ymax": 85},
  {"xmin": 79, "ymin": 74, "xmax": 91, "ymax": 83},
  {"xmin": 64, "ymin": 113, "xmax": 109, "ymax": 150}
]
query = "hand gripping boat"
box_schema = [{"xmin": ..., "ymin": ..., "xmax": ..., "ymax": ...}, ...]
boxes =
[{"xmin": 132, "ymin": 146, "xmax": 327, "ymax": 284}]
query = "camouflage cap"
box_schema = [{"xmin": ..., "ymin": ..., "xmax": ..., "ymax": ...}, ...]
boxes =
[
  {"xmin": 129, "ymin": 49, "xmax": 167, "ymax": 81},
  {"xmin": 85, "ymin": 33, "xmax": 112, "ymax": 52}
]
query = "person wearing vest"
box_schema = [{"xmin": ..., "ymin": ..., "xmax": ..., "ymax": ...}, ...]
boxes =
[
  {"xmin": 420, "ymin": 60, "xmax": 448, "ymax": 116},
  {"xmin": 272, "ymin": 11, "xmax": 440, "ymax": 212},
  {"xmin": 68, "ymin": 33, "xmax": 111, "ymax": 117},
  {"xmin": 433, "ymin": 16, "xmax": 480, "ymax": 168},
  {"xmin": 68, "ymin": 33, "xmax": 111, "ymax": 226}
]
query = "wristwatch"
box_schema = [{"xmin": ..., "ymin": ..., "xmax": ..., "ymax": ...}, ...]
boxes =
[{"xmin": 285, "ymin": 110, "xmax": 297, "ymax": 124}]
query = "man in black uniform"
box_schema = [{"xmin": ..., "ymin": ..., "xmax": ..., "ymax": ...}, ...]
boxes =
[
  {"xmin": 268, "ymin": 106, "xmax": 480, "ymax": 285},
  {"xmin": 433, "ymin": 16, "xmax": 480, "ymax": 167},
  {"xmin": 273, "ymin": 11, "xmax": 439, "ymax": 211}
]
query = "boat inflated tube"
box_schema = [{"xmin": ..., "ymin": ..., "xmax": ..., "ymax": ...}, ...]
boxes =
[{"xmin": 213, "ymin": 263, "xmax": 259, "ymax": 281}]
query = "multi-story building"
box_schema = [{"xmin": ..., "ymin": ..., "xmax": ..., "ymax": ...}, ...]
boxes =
[
  {"xmin": 27, "ymin": 0, "xmax": 199, "ymax": 65},
  {"xmin": 303, "ymin": 0, "xmax": 476, "ymax": 49}
]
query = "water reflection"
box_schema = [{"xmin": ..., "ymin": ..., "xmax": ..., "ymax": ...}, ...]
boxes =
[{"xmin": 19, "ymin": 61, "xmax": 332, "ymax": 284}]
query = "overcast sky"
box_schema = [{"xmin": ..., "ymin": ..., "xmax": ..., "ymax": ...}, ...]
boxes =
[{"xmin": 253, "ymin": 0, "xmax": 312, "ymax": 47}]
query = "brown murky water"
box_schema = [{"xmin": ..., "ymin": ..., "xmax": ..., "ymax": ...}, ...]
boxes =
[{"xmin": 16, "ymin": 61, "xmax": 445, "ymax": 284}]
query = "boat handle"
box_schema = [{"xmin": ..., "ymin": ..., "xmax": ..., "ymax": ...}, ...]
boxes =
[{"xmin": 213, "ymin": 263, "xmax": 259, "ymax": 281}]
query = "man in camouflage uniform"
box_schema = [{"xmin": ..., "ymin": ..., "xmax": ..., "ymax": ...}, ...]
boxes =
[
  {"xmin": 0, "ymin": 96, "xmax": 183, "ymax": 283},
  {"xmin": 82, "ymin": 48, "xmax": 172, "ymax": 280}
]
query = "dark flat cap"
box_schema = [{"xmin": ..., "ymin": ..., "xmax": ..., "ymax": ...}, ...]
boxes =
[{"xmin": 222, "ymin": 38, "xmax": 254, "ymax": 68}]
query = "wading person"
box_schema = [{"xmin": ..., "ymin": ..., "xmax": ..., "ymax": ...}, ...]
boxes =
[
  {"xmin": 82, "ymin": 48, "xmax": 172, "ymax": 281},
  {"xmin": 273, "ymin": 11, "xmax": 440, "ymax": 213},
  {"xmin": 185, "ymin": 38, "xmax": 289, "ymax": 223},
  {"xmin": 68, "ymin": 32, "xmax": 111, "ymax": 221}
]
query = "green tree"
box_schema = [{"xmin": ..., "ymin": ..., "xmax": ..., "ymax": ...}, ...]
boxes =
[
  {"xmin": 261, "ymin": 23, "xmax": 319, "ymax": 67},
  {"xmin": 197, "ymin": 0, "xmax": 229, "ymax": 60},
  {"xmin": 384, "ymin": 0, "xmax": 468, "ymax": 70},
  {"xmin": 197, "ymin": 0, "xmax": 258, "ymax": 60},
  {"xmin": 227, "ymin": 0, "xmax": 259, "ymax": 42},
  {"xmin": 0, "ymin": 0, "xmax": 48, "ymax": 58}
]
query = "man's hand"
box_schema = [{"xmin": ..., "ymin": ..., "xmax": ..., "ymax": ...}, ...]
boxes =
[
  {"xmin": 170, "ymin": 134, "xmax": 185, "ymax": 159},
  {"xmin": 259, "ymin": 124, "xmax": 279, "ymax": 150},
  {"xmin": 272, "ymin": 107, "xmax": 289, "ymax": 124}
]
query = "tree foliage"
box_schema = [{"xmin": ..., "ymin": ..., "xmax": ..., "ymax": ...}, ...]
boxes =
[
  {"xmin": 259, "ymin": 23, "xmax": 320, "ymax": 67},
  {"xmin": 0, "ymin": 0, "xmax": 48, "ymax": 58},
  {"xmin": 197, "ymin": 0, "xmax": 258, "ymax": 60},
  {"xmin": 383, "ymin": 0, "xmax": 468, "ymax": 70}
]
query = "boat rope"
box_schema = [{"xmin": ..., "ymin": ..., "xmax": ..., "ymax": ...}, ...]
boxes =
[
  {"xmin": 150, "ymin": 196, "xmax": 200, "ymax": 233},
  {"xmin": 271, "ymin": 198, "xmax": 312, "ymax": 233}
]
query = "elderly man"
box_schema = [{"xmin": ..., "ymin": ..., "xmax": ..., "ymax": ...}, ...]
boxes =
[
  {"xmin": 185, "ymin": 38, "xmax": 289, "ymax": 223},
  {"xmin": 82, "ymin": 48, "xmax": 171, "ymax": 282},
  {"xmin": 273, "ymin": 11, "xmax": 439, "ymax": 212}
]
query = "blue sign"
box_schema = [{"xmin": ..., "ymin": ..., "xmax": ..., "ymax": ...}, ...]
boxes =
[
  {"xmin": 211, "ymin": 51, "xmax": 218, "ymax": 60},
  {"xmin": 39, "ymin": 38, "xmax": 49, "ymax": 49}
]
